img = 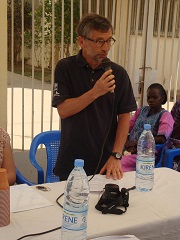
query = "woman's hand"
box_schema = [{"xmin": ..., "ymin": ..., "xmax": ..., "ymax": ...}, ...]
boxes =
[
  {"xmin": 124, "ymin": 140, "xmax": 137, "ymax": 154},
  {"xmin": 125, "ymin": 140, "xmax": 137, "ymax": 150},
  {"xmin": 127, "ymin": 146, "xmax": 137, "ymax": 154}
]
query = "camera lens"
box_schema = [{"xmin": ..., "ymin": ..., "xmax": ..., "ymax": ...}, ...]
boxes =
[{"xmin": 104, "ymin": 184, "xmax": 119, "ymax": 193}]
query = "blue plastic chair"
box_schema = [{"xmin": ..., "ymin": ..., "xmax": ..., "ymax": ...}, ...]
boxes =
[
  {"xmin": 164, "ymin": 148, "xmax": 180, "ymax": 169},
  {"xmin": 16, "ymin": 168, "xmax": 35, "ymax": 186},
  {"xmin": 155, "ymin": 143, "xmax": 166, "ymax": 168},
  {"xmin": 155, "ymin": 132, "xmax": 174, "ymax": 168},
  {"xmin": 29, "ymin": 130, "xmax": 61, "ymax": 184}
]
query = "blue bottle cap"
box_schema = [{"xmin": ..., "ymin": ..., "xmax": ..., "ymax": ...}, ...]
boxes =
[
  {"xmin": 144, "ymin": 124, "xmax": 151, "ymax": 130},
  {"xmin": 74, "ymin": 159, "xmax": 84, "ymax": 167}
]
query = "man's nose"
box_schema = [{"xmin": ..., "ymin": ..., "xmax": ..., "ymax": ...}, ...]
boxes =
[{"xmin": 101, "ymin": 42, "xmax": 110, "ymax": 51}]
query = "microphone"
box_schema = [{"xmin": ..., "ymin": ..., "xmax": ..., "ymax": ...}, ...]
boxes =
[
  {"xmin": 102, "ymin": 57, "xmax": 111, "ymax": 71},
  {"xmin": 102, "ymin": 58, "xmax": 114, "ymax": 93}
]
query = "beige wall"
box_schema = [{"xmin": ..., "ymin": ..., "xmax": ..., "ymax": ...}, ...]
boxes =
[
  {"xmin": 0, "ymin": 0, "xmax": 7, "ymax": 129},
  {"xmin": 128, "ymin": 36, "xmax": 180, "ymax": 91}
]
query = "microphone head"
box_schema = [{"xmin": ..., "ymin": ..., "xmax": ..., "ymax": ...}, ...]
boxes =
[
  {"xmin": 102, "ymin": 58, "xmax": 111, "ymax": 71},
  {"xmin": 102, "ymin": 58, "xmax": 114, "ymax": 94}
]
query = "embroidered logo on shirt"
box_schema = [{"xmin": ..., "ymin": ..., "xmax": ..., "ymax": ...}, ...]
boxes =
[{"xmin": 53, "ymin": 83, "xmax": 60, "ymax": 97}]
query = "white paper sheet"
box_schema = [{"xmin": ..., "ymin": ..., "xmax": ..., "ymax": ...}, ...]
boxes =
[
  {"xmin": 10, "ymin": 184, "xmax": 53, "ymax": 213},
  {"xmin": 90, "ymin": 235, "xmax": 139, "ymax": 240},
  {"xmin": 88, "ymin": 174, "xmax": 125, "ymax": 192}
]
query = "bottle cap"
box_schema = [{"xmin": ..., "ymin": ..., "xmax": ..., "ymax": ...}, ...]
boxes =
[
  {"xmin": 0, "ymin": 168, "xmax": 9, "ymax": 190},
  {"xmin": 74, "ymin": 159, "xmax": 84, "ymax": 167},
  {"xmin": 144, "ymin": 124, "xmax": 151, "ymax": 130}
]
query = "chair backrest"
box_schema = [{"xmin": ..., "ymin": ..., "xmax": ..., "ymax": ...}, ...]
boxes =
[
  {"xmin": 155, "ymin": 143, "xmax": 166, "ymax": 168},
  {"xmin": 29, "ymin": 130, "xmax": 61, "ymax": 184},
  {"xmin": 155, "ymin": 132, "xmax": 173, "ymax": 168},
  {"xmin": 164, "ymin": 148, "xmax": 180, "ymax": 169},
  {"xmin": 16, "ymin": 168, "xmax": 35, "ymax": 186}
]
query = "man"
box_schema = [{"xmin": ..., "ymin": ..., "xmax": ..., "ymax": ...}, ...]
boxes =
[{"xmin": 52, "ymin": 13, "xmax": 137, "ymax": 181}]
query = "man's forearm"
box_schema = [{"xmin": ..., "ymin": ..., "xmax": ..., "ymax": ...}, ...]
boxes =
[
  {"xmin": 112, "ymin": 113, "xmax": 130, "ymax": 153},
  {"xmin": 57, "ymin": 89, "xmax": 97, "ymax": 119}
]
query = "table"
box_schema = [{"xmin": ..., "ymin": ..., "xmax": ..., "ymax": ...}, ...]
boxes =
[{"xmin": 1, "ymin": 168, "xmax": 180, "ymax": 240}]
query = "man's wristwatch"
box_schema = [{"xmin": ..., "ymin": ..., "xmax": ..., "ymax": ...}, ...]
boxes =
[{"xmin": 111, "ymin": 152, "xmax": 122, "ymax": 160}]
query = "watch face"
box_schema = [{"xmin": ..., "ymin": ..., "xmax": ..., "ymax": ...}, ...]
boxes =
[
  {"xmin": 112, "ymin": 152, "xmax": 122, "ymax": 159},
  {"xmin": 116, "ymin": 153, "xmax": 121, "ymax": 159}
]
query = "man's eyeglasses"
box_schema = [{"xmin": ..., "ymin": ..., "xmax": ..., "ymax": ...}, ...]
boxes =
[{"xmin": 82, "ymin": 36, "xmax": 116, "ymax": 47}]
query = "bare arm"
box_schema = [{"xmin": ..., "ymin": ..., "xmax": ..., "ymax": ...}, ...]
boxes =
[
  {"xmin": 100, "ymin": 113, "xmax": 130, "ymax": 180},
  {"xmin": 57, "ymin": 70, "xmax": 115, "ymax": 119},
  {"xmin": 2, "ymin": 144, "xmax": 16, "ymax": 186}
]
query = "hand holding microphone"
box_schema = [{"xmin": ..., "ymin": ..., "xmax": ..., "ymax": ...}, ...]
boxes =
[
  {"xmin": 102, "ymin": 58, "xmax": 115, "ymax": 93},
  {"xmin": 92, "ymin": 58, "xmax": 115, "ymax": 97}
]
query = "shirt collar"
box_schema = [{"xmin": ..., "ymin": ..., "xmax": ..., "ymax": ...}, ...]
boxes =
[
  {"xmin": 76, "ymin": 49, "xmax": 103, "ymax": 70},
  {"xmin": 76, "ymin": 49, "xmax": 88, "ymax": 68}
]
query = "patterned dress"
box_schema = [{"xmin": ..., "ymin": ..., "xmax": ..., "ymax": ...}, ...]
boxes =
[
  {"xmin": 121, "ymin": 106, "xmax": 174, "ymax": 172},
  {"xmin": 129, "ymin": 106, "xmax": 169, "ymax": 142},
  {"xmin": 171, "ymin": 98, "xmax": 180, "ymax": 124},
  {"xmin": 167, "ymin": 99, "xmax": 180, "ymax": 171},
  {"xmin": 0, "ymin": 128, "xmax": 10, "ymax": 167},
  {"xmin": 171, "ymin": 98, "xmax": 180, "ymax": 148}
]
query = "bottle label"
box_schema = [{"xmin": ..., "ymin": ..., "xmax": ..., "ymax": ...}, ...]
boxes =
[
  {"xmin": 62, "ymin": 208, "xmax": 88, "ymax": 231},
  {"xmin": 136, "ymin": 156, "xmax": 155, "ymax": 175}
]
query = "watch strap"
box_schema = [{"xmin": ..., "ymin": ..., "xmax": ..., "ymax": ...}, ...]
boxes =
[{"xmin": 111, "ymin": 152, "xmax": 122, "ymax": 160}]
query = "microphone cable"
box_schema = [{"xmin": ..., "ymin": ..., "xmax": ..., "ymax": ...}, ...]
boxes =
[
  {"xmin": 16, "ymin": 93, "xmax": 115, "ymax": 240},
  {"xmin": 88, "ymin": 93, "xmax": 115, "ymax": 182},
  {"xmin": 17, "ymin": 226, "xmax": 61, "ymax": 240},
  {"xmin": 56, "ymin": 92, "xmax": 115, "ymax": 207}
]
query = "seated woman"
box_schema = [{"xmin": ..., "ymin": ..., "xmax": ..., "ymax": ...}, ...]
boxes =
[
  {"xmin": 166, "ymin": 98, "xmax": 180, "ymax": 171},
  {"xmin": 121, "ymin": 83, "xmax": 174, "ymax": 172},
  {"xmin": 170, "ymin": 98, "xmax": 180, "ymax": 147},
  {"xmin": 0, "ymin": 127, "xmax": 16, "ymax": 185}
]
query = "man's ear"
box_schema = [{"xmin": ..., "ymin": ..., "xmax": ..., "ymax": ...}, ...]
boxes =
[{"xmin": 78, "ymin": 36, "xmax": 84, "ymax": 48}]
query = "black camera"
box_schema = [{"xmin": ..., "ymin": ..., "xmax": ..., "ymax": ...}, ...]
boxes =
[{"xmin": 95, "ymin": 184, "xmax": 129, "ymax": 215}]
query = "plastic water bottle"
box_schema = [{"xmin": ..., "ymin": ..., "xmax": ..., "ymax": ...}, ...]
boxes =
[
  {"xmin": 135, "ymin": 124, "xmax": 155, "ymax": 192},
  {"xmin": 61, "ymin": 159, "xmax": 90, "ymax": 240}
]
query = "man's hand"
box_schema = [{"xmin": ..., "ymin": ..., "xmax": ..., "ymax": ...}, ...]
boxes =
[
  {"xmin": 99, "ymin": 156, "xmax": 123, "ymax": 180},
  {"xmin": 93, "ymin": 70, "xmax": 115, "ymax": 97}
]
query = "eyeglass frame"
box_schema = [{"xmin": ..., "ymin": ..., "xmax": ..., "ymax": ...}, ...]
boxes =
[{"xmin": 82, "ymin": 36, "xmax": 116, "ymax": 47}]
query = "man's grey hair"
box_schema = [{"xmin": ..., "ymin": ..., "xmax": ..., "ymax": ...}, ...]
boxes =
[{"xmin": 76, "ymin": 13, "xmax": 113, "ymax": 38}]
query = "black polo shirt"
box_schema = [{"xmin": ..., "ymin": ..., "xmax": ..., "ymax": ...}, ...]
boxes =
[{"xmin": 52, "ymin": 50, "xmax": 137, "ymax": 180}]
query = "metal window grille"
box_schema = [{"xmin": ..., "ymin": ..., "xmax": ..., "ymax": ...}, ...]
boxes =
[
  {"xmin": 131, "ymin": 0, "xmax": 180, "ymax": 37},
  {"xmin": 6, "ymin": 0, "xmax": 180, "ymax": 151}
]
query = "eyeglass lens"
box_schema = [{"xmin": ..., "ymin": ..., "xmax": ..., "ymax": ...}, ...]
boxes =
[{"xmin": 96, "ymin": 38, "xmax": 115, "ymax": 47}]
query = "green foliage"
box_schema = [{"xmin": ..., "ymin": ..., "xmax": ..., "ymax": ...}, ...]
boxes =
[
  {"xmin": 54, "ymin": 0, "xmax": 80, "ymax": 44},
  {"xmin": 24, "ymin": 0, "xmax": 80, "ymax": 58},
  {"xmin": 7, "ymin": 0, "xmax": 32, "ymax": 64},
  {"xmin": 8, "ymin": 0, "xmax": 80, "ymax": 69}
]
